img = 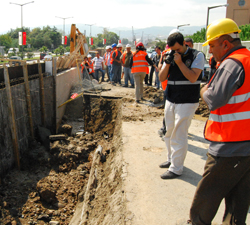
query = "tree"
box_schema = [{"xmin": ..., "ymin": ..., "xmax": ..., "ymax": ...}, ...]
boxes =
[
  {"xmin": 155, "ymin": 39, "xmax": 166, "ymax": 51},
  {"xmin": 0, "ymin": 34, "xmax": 12, "ymax": 49},
  {"xmin": 39, "ymin": 46, "xmax": 48, "ymax": 53},
  {"xmin": 186, "ymin": 28, "xmax": 206, "ymax": 43},
  {"xmin": 122, "ymin": 38, "xmax": 129, "ymax": 45}
]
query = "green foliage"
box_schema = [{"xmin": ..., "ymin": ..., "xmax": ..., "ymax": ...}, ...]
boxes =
[
  {"xmin": 122, "ymin": 38, "xmax": 129, "ymax": 45},
  {"xmin": 155, "ymin": 39, "xmax": 167, "ymax": 51},
  {"xmin": 239, "ymin": 24, "xmax": 250, "ymax": 41},
  {"xmin": 55, "ymin": 46, "xmax": 65, "ymax": 55},
  {"xmin": 0, "ymin": 34, "xmax": 12, "ymax": 49},
  {"xmin": 65, "ymin": 46, "xmax": 70, "ymax": 52},
  {"xmin": 186, "ymin": 28, "xmax": 206, "ymax": 43},
  {"xmin": 26, "ymin": 52, "xmax": 34, "ymax": 58},
  {"xmin": 39, "ymin": 46, "xmax": 48, "ymax": 53}
]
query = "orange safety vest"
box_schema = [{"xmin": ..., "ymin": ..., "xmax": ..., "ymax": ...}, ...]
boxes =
[
  {"xmin": 121, "ymin": 51, "xmax": 133, "ymax": 65},
  {"xmin": 110, "ymin": 49, "xmax": 122, "ymax": 64},
  {"xmin": 104, "ymin": 52, "xmax": 110, "ymax": 66},
  {"xmin": 204, "ymin": 48, "xmax": 250, "ymax": 142},
  {"xmin": 131, "ymin": 51, "xmax": 148, "ymax": 73},
  {"xmin": 88, "ymin": 61, "xmax": 94, "ymax": 74}
]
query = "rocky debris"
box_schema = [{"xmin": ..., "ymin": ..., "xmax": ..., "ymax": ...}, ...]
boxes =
[{"xmin": 57, "ymin": 124, "xmax": 73, "ymax": 136}]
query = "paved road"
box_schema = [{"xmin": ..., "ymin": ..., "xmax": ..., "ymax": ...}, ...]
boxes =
[{"xmin": 122, "ymin": 117, "xmax": 250, "ymax": 225}]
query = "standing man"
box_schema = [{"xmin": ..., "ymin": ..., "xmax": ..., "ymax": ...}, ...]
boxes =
[
  {"xmin": 152, "ymin": 46, "xmax": 162, "ymax": 89},
  {"xmin": 87, "ymin": 54, "xmax": 95, "ymax": 79},
  {"xmin": 121, "ymin": 44, "xmax": 134, "ymax": 88},
  {"xmin": 110, "ymin": 43, "xmax": 117, "ymax": 84},
  {"xmin": 184, "ymin": 37, "xmax": 194, "ymax": 48},
  {"xmin": 92, "ymin": 52, "xmax": 105, "ymax": 82},
  {"xmin": 189, "ymin": 18, "xmax": 250, "ymax": 225},
  {"xmin": 103, "ymin": 46, "xmax": 112, "ymax": 82},
  {"xmin": 159, "ymin": 32, "xmax": 204, "ymax": 179},
  {"xmin": 112, "ymin": 43, "xmax": 123, "ymax": 85}
]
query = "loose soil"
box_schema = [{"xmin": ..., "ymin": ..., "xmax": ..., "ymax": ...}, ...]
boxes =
[{"xmin": 0, "ymin": 84, "xmax": 209, "ymax": 225}]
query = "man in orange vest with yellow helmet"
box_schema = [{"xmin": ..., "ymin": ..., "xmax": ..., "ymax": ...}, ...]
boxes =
[{"xmin": 189, "ymin": 18, "xmax": 250, "ymax": 225}]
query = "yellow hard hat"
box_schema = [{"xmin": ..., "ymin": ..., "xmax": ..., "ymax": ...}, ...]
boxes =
[{"xmin": 203, "ymin": 18, "xmax": 241, "ymax": 46}]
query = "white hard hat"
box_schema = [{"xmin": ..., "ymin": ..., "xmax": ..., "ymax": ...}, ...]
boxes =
[
  {"xmin": 107, "ymin": 45, "xmax": 112, "ymax": 49},
  {"xmin": 117, "ymin": 43, "xmax": 123, "ymax": 47},
  {"xmin": 105, "ymin": 46, "xmax": 109, "ymax": 50},
  {"xmin": 169, "ymin": 28, "xmax": 180, "ymax": 36},
  {"xmin": 87, "ymin": 54, "xmax": 92, "ymax": 58},
  {"xmin": 126, "ymin": 44, "xmax": 131, "ymax": 48}
]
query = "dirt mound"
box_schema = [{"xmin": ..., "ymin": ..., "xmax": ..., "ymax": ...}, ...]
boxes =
[{"xmin": 0, "ymin": 96, "xmax": 125, "ymax": 225}]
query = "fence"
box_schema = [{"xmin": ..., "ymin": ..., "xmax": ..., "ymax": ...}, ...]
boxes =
[
  {"xmin": 0, "ymin": 60, "xmax": 57, "ymax": 178},
  {"xmin": 194, "ymin": 41, "xmax": 250, "ymax": 60}
]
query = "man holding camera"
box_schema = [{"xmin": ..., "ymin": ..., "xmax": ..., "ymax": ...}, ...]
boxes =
[{"xmin": 159, "ymin": 32, "xmax": 204, "ymax": 179}]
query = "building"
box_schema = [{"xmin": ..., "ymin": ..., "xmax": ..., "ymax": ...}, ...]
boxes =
[{"xmin": 226, "ymin": 0, "xmax": 250, "ymax": 26}]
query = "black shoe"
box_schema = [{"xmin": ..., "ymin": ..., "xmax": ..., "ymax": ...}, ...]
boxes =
[
  {"xmin": 159, "ymin": 161, "xmax": 171, "ymax": 168},
  {"xmin": 129, "ymin": 85, "xmax": 134, "ymax": 88},
  {"xmin": 160, "ymin": 171, "xmax": 180, "ymax": 179},
  {"xmin": 122, "ymin": 84, "xmax": 128, "ymax": 87},
  {"xmin": 136, "ymin": 100, "xmax": 140, "ymax": 103}
]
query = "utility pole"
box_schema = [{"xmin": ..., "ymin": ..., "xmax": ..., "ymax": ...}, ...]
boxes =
[
  {"xmin": 55, "ymin": 16, "xmax": 73, "ymax": 37},
  {"xmin": 85, "ymin": 24, "xmax": 95, "ymax": 37},
  {"xmin": 10, "ymin": 1, "xmax": 34, "ymax": 59}
]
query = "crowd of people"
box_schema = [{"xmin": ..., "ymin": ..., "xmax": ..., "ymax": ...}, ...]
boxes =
[{"xmin": 81, "ymin": 18, "xmax": 250, "ymax": 225}]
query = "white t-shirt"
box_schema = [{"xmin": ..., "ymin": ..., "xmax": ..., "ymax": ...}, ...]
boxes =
[{"xmin": 92, "ymin": 57, "xmax": 104, "ymax": 69}]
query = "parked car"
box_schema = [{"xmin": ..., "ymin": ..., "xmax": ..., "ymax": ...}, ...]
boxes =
[{"xmin": 9, "ymin": 56, "xmax": 22, "ymax": 66}]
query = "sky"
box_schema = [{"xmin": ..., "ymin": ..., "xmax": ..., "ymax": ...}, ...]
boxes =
[{"xmin": 1, "ymin": 0, "xmax": 228, "ymax": 35}]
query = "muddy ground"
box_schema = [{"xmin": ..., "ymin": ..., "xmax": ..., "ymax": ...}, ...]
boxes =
[{"xmin": 0, "ymin": 85, "xmax": 209, "ymax": 225}]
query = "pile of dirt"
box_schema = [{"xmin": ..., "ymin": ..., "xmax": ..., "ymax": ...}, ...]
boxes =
[{"xmin": 0, "ymin": 96, "xmax": 124, "ymax": 225}]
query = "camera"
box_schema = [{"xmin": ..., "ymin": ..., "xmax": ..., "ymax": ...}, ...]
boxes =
[{"xmin": 164, "ymin": 50, "xmax": 175, "ymax": 64}]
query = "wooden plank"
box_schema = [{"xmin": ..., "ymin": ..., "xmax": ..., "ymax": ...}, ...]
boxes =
[
  {"xmin": 52, "ymin": 57, "xmax": 57, "ymax": 134},
  {"xmin": 22, "ymin": 62, "xmax": 34, "ymax": 139},
  {"xmin": 38, "ymin": 60, "xmax": 46, "ymax": 126},
  {"xmin": 3, "ymin": 66, "xmax": 20, "ymax": 170}
]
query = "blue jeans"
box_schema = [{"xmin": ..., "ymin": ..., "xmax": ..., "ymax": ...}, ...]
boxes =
[
  {"xmin": 155, "ymin": 71, "xmax": 161, "ymax": 89},
  {"xmin": 109, "ymin": 65, "xmax": 114, "ymax": 81},
  {"xmin": 94, "ymin": 68, "xmax": 105, "ymax": 82},
  {"xmin": 107, "ymin": 65, "xmax": 112, "ymax": 80},
  {"xmin": 124, "ymin": 67, "xmax": 134, "ymax": 86}
]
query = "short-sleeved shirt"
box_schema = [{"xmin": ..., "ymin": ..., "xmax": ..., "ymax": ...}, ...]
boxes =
[
  {"xmin": 203, "ymin": 46, "xmax": 250, "ymax": 157},
  {"xmin": 92, "ymin": 57, "xmax": 104, "ymax": 70},
  {"xmin": 112, "ymin": 50, "xmax": 122, "ymax": 66}
]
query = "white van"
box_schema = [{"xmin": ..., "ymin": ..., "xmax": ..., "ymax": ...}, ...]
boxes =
[{"xmin": 8, "ymin": 48, "xmax": 19, "ymax": 54}]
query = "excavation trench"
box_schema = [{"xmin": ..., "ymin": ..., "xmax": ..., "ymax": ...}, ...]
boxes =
[{"xmin": 0, "ymin": 94, "xmax": 126, "ymax": 225}]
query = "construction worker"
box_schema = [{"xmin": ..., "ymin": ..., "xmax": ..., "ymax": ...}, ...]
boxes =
[
  {"xmin": 92, "ymin": 51, "xmax": 105, "ymax": 82},
  {"xmin": 130, "ymin": 42, "xmax": 157, "ymax": 103},
  {"xmin": 110, "ymin": 43, "xmax": 117, "ymax": 84},
  {"xmin": 159, "ymin": 32, "xmax": 204, "ymax": 179},
  {"xmin": 80, "ymin": 56, "xmax": 89, "ymax": 79},
  {"xmin": 112, "ymin": 43, "xmax": 123, "ymax": 85},
  {"xmin": 103, "ymin": 46, "xmax": 112, "ymax": 82},
  {"xmin": 120, "ymin": 44, "xmax": 134, "ymax": 88},
  {"xmin": 87, "ymin": 54, "xmax": 94, "ymax": 79},
  {"xmin": 189, "ymin": 18, "xmax": 250, "ymax": 225}
]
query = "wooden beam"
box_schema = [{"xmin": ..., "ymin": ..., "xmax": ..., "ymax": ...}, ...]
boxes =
[
  {"xmin": 52, "ymin": 57, "xmax": 57, "ymax": 134},
  {"xmin": 38, "ymin": 60, "xmax": 46, "ymax": 126},
  {"xmin": 22, "ymin": 62, "xmax": 34, "ymax": 139},
  {"xmin": 3, "ymin": 66, "xmax": 20, "ymax": 170}
]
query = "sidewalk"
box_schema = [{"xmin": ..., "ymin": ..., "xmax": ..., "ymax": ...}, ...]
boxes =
[{"xmin": 122, "ymin": 117, "xmax": 250, "ymax": 225}]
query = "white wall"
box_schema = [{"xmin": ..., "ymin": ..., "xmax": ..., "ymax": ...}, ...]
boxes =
[{"xmin": 56, "ymin": 67, "xmax": 81, "ymax": 130}]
